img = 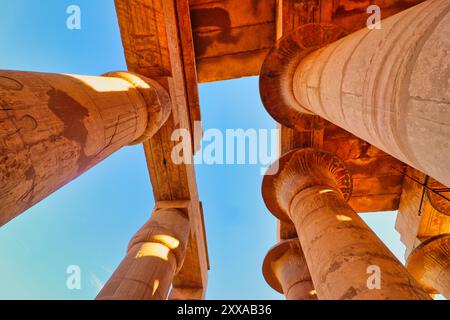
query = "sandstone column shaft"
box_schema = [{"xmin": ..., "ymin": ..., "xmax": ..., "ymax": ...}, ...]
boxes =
[
  {"xmin": 168, "ymin": 287, "xmax": 204, "ymax": 300},
  {"xmin": 263, "ymin": 148, "xmax": 430, "ymax": 300},
  {"xmin": 291, "ymin": 186, "xmax": 428, "ymax": 300},
  {"xmin": 261, "ymin": 0, "xmax": 450, "ymax": 186},
  {"xmin": 0, "ymin": 70, "xmax": 170, "ymax": 225},
  {"xmin": 263, "ymin": 239, "xmax": 316, "ymax": 300},
  {"xmin": 293, "ymin": 0, "xmax": 450, "ymax": 185},
  {"xmin": 97, "ymin": 208, "xmax": 190, "ymax": 300}
]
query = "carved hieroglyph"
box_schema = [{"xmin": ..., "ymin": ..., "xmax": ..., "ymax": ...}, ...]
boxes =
[
  {"xmin": 262, "ymin": 148, "xmax": 430, "ymax": 300},
  {"xmin": 0, "ymin": 70, "xmax": 170, "ymax": 225},
  {"xmin": 407, "ymin": 234, "xmax": 450, "ymax": 299},
  {"xmin": 260, "ymin": 0, "xmax": 450, "ymax": 186}
]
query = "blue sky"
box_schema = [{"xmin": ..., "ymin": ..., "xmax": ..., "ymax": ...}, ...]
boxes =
[{"xmin": 0, "ymin": 1, "xmax": 411, "ymax": 300}]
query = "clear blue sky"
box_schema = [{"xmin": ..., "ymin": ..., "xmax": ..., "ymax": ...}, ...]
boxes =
[{"xmin": 0, "ymin": 1, "xmax": 413, "ymax": 300}]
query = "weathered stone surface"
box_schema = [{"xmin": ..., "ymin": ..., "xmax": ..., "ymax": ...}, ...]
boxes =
[
  {"xmin": 270, "ymin": 1, "xmax": 415, "ymax": 219},
  {"xmin": 262, "ymin": 0, "xmax": 450, "ymax": 186},
  {"xmin": 97, "ymin": 207, "xmax": 190, "ymax": 300},
  {"xmin": 396, "ymin": 167, "xmax": 450, "ymax": 259},
  {"xmin": 407, "ymin": 234, "xmax": 450, "ymax": 299},
  {"xmin": 263, "ymin": 238, "xmax": 316, "ymax": 300},
  {"xmin": 190, "ymin": 0, "xmax": 276, "ymax": 82},
  {"xmin": 115, "ymin": 0, "xmax": 209, "ymax": 296},
  {"xmin": 263, "ymin": 148, "xmax": 430, "ymax": 300},
  {"xmin": 0, "ymin": 70, "xmax": 170, "ymax": 225}
]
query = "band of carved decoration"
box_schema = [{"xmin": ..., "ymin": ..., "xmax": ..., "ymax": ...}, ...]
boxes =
[
  {"xmin": 425, "ymin": 178, "xmax": 450, "ymax": 216},
  {"xmin": 104, "ymin": 71, "xmax": 171, "ymax": 145},
  {"xmin": 259, "ymin": 24, "xmax": 346, "ymax": 130},
  {"xmin": 406, "ymin": 233, "xmax": 450, "ymax": 295},
  {"xmin": 262, "ymin": 148, "xmax": 352, "ymax": 221}
]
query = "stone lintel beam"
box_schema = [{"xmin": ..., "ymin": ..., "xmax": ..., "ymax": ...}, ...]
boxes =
[
  {"xmin": 260, "ymin": 0, "xmax": 450, "ymax": 186},
  {"xmin": 97, "ymin": 206, "xmax": 190, "ymax": 300},
  {"xmin": 263, "ymin": 238, "xmax": 316, "ymax": 300},
  {"xmin": 407, "ymin": 234, "xmax": 450, "ymax": 299},
  {"xmin": 262, "ymin": 148, "xmax": 430, "ymax": 300},
  {"xmin": 0, "ymin": 70, "xmax": 171, "ymax": 226}
]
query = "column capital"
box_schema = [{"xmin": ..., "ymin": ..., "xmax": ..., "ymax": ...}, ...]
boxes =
[
  {"xmin": 104, "ymin": 71, "xmax": 171, "ymax": 145},
  {"xmin": 406, "ymin": 233, "xmax": 450, "ymax": 296},
  {"xmin": 261, "ymin": 1, "xmax": 450, "ymax": 186},
  {"xmin": 259, "ymin": 23, "xmax": 346, "ymax": 130},
  {"xmin": 128, "ymin": 208, "xmax": 190, "ymax": 272},
  {"xmin": 263, "ymin": 238, "xmax": 316, "ymax": 299},
  {"xmin": 262, "ymin": 148, "xmax": 352, "ymax": 221},
  {"xmin": 97, "ymin": 207, "xmax": 190, "ymax": 300}
]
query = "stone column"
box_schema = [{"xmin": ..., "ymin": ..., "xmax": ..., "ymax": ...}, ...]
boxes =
[
  {"xmin": 97, "ymin": 208, "xmax": 190, "ymax": 300},
  {"xmin": 263, "ymin": 238, "xmax": 316, "ymax": 300},
  {"xmin": 0, "ymin": 70, "xmax": 171, "ymax": 225},
  {"xmin": 262, "ymin": 148, "xmax": 430, "ymax": 300},
  {"xmin": 260, "ymin": 0, "xmax": 450, "ymax": 186},
  {"xmin": 168, "ymin": 287, "xmax": 204, "ymax": 300},
  {"xmin": 407, "ymin": 234, "xmax": 450, "ymax": 299}
]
